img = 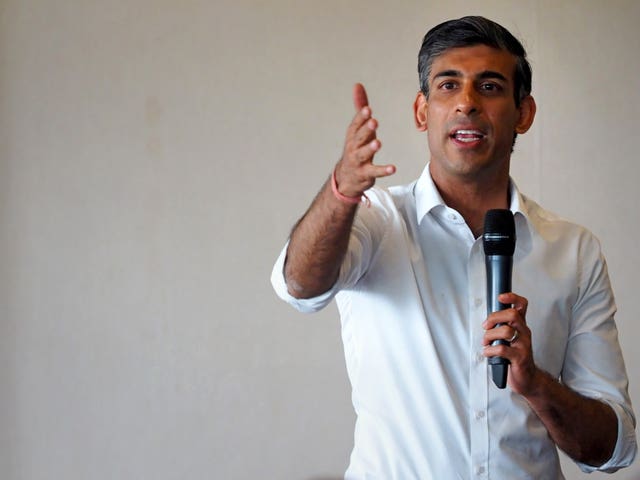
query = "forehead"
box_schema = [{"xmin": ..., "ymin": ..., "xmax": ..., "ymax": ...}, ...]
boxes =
[{"xmin": 429, "ymin": 44, "xmax": 517, "ymax": 82}]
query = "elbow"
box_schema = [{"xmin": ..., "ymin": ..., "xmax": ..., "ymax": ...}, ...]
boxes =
[
  {"xmin": 283, "ymin": 252, "xmax": 339, "ymax": 299},
  {"xmin": 284, "ymin": 268, "xmax": 334, "ymax": 300},
  {"xmin": 285, "ymin": 277, "xmax": 311, "ymax": 299},
  {"xmin": 285, "ymin": 274, "xmax": 328, "ymax": 300},
  {"xmin": 577, "ymin": 404, "xmax": 619, "ymax": 468}
]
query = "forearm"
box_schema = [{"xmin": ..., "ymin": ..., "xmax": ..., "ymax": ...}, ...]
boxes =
[
  {"xmin": 484, "ymin": 294, "xmax": 620, "ymax": 467},
  {"xmin": 523, "ymin": 369, "xmax": 617, "ymax": 467},
  {"xmin": 284, "ymin": 177, "xmax": 359, "ymax": 299}
]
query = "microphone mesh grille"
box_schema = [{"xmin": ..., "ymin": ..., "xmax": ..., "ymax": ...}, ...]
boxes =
[{"xmin": 483, "ymin": 209, "xmax": 516, "ymax": 255}]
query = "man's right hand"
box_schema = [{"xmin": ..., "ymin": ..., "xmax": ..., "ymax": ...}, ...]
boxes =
[{"xmin": 333, "ymin": 83, "xmax": 396, "ymax": 198}]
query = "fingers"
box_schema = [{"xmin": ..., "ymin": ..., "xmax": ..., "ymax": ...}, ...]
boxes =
[
  {"xmin": 353, "ymin": 83, "xmax": 369, "ymax": 111},
  {"xmin": 347, "ymin": 112, "xmax": 378, "ymax": 156},
  {"xmin": 483, "ymin": 323, "xmax": 520, "ymax": 346},
  {"xmin": 483, "ymin": 293, "xmax": 528, "ymax": 331},
  {"xmin": 482, "ymin": 292, "xmax": 539, "ymax": 394},
  {"xmin": 482, "ymin": 292, "xmax": 527, "ymax": 344},
  {"xmin": 335, "ymin": 85, "xmax": 396, "ymax": 198},
  {"xmin": 500, "ymin": 292, "xmax": 528, "ymax": 316},
  {"xmin": 482, "ymin": 292, "xmax": 530, "ymax": 358}
]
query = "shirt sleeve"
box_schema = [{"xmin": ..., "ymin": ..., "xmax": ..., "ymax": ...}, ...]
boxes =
[
  {"xmin": 270, "ymin": 188, "xmax": 391, "ymax": 314},
  {"xmin": 562, "ymin": 233, "xmax": 637, "ymax": 472},
  {"xmin": 270, "ymin": 240, "xmax": 340, "ymax": 313}
]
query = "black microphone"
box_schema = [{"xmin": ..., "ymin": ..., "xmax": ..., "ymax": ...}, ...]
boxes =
[{"xmin": 483, "ymin": 209, "xmax": 516, "ymax": 389}]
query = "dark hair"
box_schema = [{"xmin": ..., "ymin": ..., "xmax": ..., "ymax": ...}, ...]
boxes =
[{"xmin": 418, "ymin": 16, "xmax": 532, "ymax": 106}]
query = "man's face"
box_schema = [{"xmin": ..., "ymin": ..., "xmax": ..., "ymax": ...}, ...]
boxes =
[{"xmin": 415, "ymin": 44, "xmax": 535, "ymax": 184}]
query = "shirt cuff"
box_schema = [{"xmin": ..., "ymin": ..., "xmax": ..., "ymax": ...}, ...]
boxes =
[
  {"xmin": 575, "ymin": 400, "xmax": 637, "ymax": 473},
  {"xmin": 270, "ymin": 242, "xmax": 339, "ymax": 313}
]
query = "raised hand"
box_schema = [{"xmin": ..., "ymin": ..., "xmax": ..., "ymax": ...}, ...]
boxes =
[{"xmin": 333, "ymin": 83, "xmax": 396, "ymax": 198}]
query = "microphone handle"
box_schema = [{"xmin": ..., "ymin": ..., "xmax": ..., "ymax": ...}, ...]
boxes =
[{"xmin": 485, "ymin": 255, "xmax": 513, "ymax": 389}]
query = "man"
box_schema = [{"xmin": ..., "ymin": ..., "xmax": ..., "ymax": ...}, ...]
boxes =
[{"xmin": 271, "ymin": 16, "xmax": 636, "ymax": 479}]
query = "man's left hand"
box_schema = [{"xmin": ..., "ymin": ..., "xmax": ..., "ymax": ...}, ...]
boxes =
[{"xmin": 482, "ymin": 292, "xmax": 541, "ymax": 395}]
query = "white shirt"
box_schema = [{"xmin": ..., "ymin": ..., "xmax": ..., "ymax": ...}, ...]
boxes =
[{"xmin": 271, "ymin": 166, "xmax": 636, "ymax": 479}]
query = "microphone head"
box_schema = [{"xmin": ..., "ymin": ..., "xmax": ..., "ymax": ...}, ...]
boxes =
[{"xmin": 483, "ymin": 209, "xmax": 516, "ymax": 256}]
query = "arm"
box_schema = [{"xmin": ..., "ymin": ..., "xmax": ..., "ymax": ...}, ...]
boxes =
[
  {"xmin": 284, "ymin": 83, "xmax": 395, "ymax": 299},
  {"xmin": 483, "ymin": 293, "xmax": 617, "ymax": 467},
  {"xmin": 519, "ymin": 367, "xmax": 617, "ymax": 466}
]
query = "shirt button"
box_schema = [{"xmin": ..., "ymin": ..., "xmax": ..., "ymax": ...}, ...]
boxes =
[
  {"xmin": 476, "ymin": 353, "xmax": 485, "ymax": 363},
  {"xmin": 476, "ymin": 465, "xmax": 486, "ymax": 475},
  {"xmin": 475, "ymin": 410, "xmax": 485, "ymax": 419},
  {"xmin": 474, "ymin": 298, "xmax": 483, "ymax": 308},
  {"xmin": 449, "ymin": 213, "xmax": 457, "ymax": 221}
]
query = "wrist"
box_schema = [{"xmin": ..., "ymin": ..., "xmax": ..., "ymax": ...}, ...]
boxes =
[{"xmin": 331, "ymin": 168, "xmax": 370, "ymax": 207}]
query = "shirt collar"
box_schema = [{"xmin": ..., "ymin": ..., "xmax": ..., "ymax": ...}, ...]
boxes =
[
  {"xmin": 414, "ymin": 164, "xmax": 446, "ymax": 223},
  {"xmin": 414, "ymin": 163, "xmax": 533, "ymax": 253},
  {"xmin": 508, "ymin": 179, "xmax": 534, "ymax": 255}
]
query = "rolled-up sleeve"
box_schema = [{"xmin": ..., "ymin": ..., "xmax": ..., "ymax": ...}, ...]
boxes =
[
  {"xmin": 563, "ymin": 234, "xmax": 637, "ymax": 472},
  {"xmin": 270, "ymin": 241, "xmax": 341, "ymax": 313}
]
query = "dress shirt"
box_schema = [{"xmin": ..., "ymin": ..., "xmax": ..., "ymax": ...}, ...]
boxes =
[{"xmin": 271, "ymin": 165, "xmax": 636, "ymax": 479}]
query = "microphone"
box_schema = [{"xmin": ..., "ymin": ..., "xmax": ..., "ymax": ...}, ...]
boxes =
[{"xmin": 483, "ymin": 209, "xmax": 516, "ymax": 389}]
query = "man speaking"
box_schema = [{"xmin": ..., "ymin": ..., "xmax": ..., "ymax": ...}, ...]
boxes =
[{"xmin": 271, "ymin": 16, "xmax": 636, "ymax": 479}]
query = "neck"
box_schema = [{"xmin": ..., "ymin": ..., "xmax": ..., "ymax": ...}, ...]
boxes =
[{"xmin": 430, "ymin": 167, "xmax": 511, "ymax": 237}]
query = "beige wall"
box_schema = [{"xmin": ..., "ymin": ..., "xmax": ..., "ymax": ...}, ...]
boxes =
[{"xmin": 1, "ymin": 1, "xmax": 638, "ymax": 478}]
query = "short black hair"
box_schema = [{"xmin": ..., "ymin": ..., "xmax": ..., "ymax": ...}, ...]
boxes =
[{"xmin": 418, "ymin": 16, "xmax": 532, "ymax": 106}]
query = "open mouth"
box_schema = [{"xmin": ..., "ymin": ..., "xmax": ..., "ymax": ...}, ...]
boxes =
[{"xmin": 450, "ymin": 129, "xmax": 486, "ymax": 143}]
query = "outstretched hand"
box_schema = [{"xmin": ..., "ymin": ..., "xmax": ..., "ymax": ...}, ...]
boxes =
[{"xmin": 333, "ymin": 83, "xmax": 396, "ymax": 198}]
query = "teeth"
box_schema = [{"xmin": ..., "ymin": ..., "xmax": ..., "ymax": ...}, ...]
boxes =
[{"xmin": 453, "ymin": 129, "xmax": 484, "ymax": 142}]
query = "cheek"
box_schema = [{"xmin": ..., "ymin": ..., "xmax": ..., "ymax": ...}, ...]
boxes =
[
  {"xmin": 425, "ymin": 105, "xmax": 448, "ymax": 135},
  {"xmin": 491, "ymin": 110, "xmax": 519, "ymax": 138}
]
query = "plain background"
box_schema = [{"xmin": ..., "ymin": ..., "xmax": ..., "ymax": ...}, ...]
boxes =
[{"xmin": 1, "ymin": 0, "xmax": 638, "ymax": 479}]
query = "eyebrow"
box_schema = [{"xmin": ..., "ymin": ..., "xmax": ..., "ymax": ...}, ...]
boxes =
[{"xmin": 432, "ymin": 69, "xmax": 509, "ymax": 82}]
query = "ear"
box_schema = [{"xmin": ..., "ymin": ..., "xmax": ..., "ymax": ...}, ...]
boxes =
[
  {"xmin": 413, "ymin": 91, "xmax": 428, "ymax": 131},
  {"xmin": 515, "ymin": 95, "xmax": 536, "ymax": 134}
]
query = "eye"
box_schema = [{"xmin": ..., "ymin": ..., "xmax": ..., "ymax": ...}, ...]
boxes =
[
  {"xmin": 439, "ymin": 81, "xmax": 457, "ymax": 90},
  {"xmin": 480, "ymin": 82, "xmax": 503, "ymax": 93}
]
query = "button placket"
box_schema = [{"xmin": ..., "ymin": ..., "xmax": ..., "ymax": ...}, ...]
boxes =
[{"xmin": 468, "ymin": 240, "xmax": 489, "ymax": 479}]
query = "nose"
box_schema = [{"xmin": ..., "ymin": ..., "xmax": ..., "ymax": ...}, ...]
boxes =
[{"xmin": 456, "ymin": 83, "xmax": 480, "ymax": 115}]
